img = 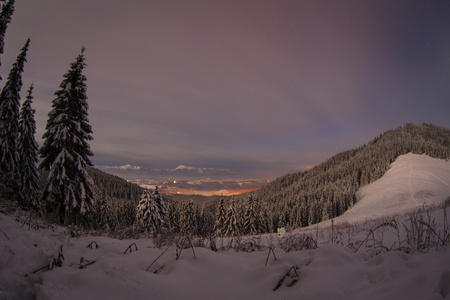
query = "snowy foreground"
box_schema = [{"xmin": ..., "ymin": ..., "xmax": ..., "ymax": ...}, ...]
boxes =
[{"xmin": 1, "ymin": 154, "xmax": 450, "ymax": 300}]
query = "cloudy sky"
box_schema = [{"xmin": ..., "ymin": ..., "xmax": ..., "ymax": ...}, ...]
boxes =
[{"xmin": 2, "ymin": 0, "xmax": 449, "ymax": 195}]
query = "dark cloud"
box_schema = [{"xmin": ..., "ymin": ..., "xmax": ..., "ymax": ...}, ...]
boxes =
[{"xmin": 2, "ymin": 0, "xmax": 449, "ymax": 194}]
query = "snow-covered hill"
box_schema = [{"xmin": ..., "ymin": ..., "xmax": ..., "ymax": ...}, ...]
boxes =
[
  {"xmin": 1, "ymin": 153, "xmax": 449, "ymax": 299},
  {"xmin": 336, "ymin": 153, "xmax": 450, "ymax": 225}
]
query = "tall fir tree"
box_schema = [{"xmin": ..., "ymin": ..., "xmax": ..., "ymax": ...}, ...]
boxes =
[
  {"xmin": 135, "ymin": 187, "xmax": 170, "ymax": 233},
  {"xmin": 224, "ymin": 201, "xmax": 240, "ymax": 236},
  {"xmin": 152, "ymin": 186, "xmax": 169, "ymax": 229},
  {"xmin": 214, "ymin": 198, "xmax": 226, "ymax": 236},
  {"xmin": 18, "ymin": 84, "xmax": 40, "ymax": 206},
  {"xmin": 243, "ymin": 193, "xmax": 257, "ymax": 235},
  {"xmin": 167, "ymin": 202, "xmax": 180, "ymax": 232},
  {"xmin": 91, "ymin": 196, "xmax": 118, "ymax": 231},
  {"xmin": 39, "ymin": 47, "xmax": 94, "ymax": 225},
  {"xmin": 0, "ymin": 38, "xmax": 29, "ymax": 199},
  {"xmin": 197, "ymin": 204, "xmax": 214, "ymax": 236},
  {"xmin": 180, "ymin": 201, "xmax": 196, "ymax": 236},
  {"xmin": 259, "ymin": 204, "xmax": 272, "ymax": 233},
  {"xmin": 0, "ymin": 0, "xmax": 15, "ymax": 80},
  {"xmin": 135, "ymin": 190, "xmax": 159, "ymax": 232}
]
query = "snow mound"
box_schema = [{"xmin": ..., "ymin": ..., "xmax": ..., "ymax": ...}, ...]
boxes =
[{"xmin": 341, "ymin": 153, "xmax": 450, "ymax": 224}]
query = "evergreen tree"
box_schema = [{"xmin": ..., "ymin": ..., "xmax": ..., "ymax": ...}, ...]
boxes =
[
  {"xmin": 92, "ymin": 197, "xmax": 118, "ymax": 231},
  {"xmin": 180, "ymin": 201, "xmax": 196, "ymax": 236},
  {"xmin": 197, "ymin": 204, "xmax": 215, "ymax": 236},
  {"xmin": 259, "ymin": 204, "xmax": 272, "ymax": 233},
  {"xmin": 18, "ymin": 84, "xmax": 40, "ymax": 206},
  {"xmin": 117, "ymin": 199, "xmax": 136, "ymax": 227},
  {"xmin": 243, "ymin": 193, "xmax": 257, "ymax": 235},
  {"xmin": 214, "ymin": 198, "xmax": 226, "ymax": 236},
  {"xmin": 135, "ymin": 190, "xmax": 159, "ymax": 232},
  {"xmin": 39, "ymin": 47, "xmax": 94, "ymax": 225},
  {"xmin": 152, "ymin": 186, "xmax": 169, "ymax": 229},
  {"xmin": 0, "ymin": 38, "xmax": 29, "ymax": 199},
  {"xmin": 0, "ymin": 0, "xmax": 14, "ymax": 79},
  {"xmin": 167, "ymin": 202, "xmax": 180, "ymax": 232},
  {"xmin": 224, "ymin": 201, "xmax": 240, "ymax": 236}
]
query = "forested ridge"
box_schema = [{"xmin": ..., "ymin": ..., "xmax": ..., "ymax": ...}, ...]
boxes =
[
  {"xmin": 87, "ymin": 167, "xmax": 144, "ymax": 202},
  {"xmin": 245, "ymin": 123, "xmax": 449, "ymax": 230}
]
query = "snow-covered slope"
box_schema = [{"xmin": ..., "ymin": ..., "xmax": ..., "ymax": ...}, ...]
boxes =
[{"xmin": 339, "ymin": 153, "xmax": 450, "ymax": 224}]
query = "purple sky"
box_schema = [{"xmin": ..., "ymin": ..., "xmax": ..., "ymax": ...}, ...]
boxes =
[{"xmin": 2, "ymin": 0, "xmax": 450, "ymax": 195}]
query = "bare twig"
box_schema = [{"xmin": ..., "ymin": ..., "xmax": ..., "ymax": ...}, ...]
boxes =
[
  {"xmin": 187, "ymin": 236, "xmax": 197, "ymax": 259},
  {"xmin": 175, "ymin": 236, "xmax": 196, "ymax": 260},
  {"xmin": 265, "ymin": 246, "xmax": 277, "ymax": 266},
  {"xmin": 25, "ymin": 245, "xmax": 64, "ymax": 277},
  {"xmin": 146, "ymin": 241, "xmax": 174, "ymax": 272},
  {"xmin": 0, "ymin": 228, "xmax": 9, "ymax": 240},
  {"xmin": 69, "ymin": 257, "xmax": 97, "ymax": 269},
  {"xmin": 20, "ymin": 214, "xmax": 32, "ymax": 230},
  {"xmin": 152, "ymin": 265, "xmax": 165, "ymax": 274},
  {"xmin": 354, "ymin": 220, "xmax": 397, "ymax": 253},
  {"xmin": 418, "ymin": 220, "xmax": 447, "ymax": 250},
  {"xmin": 273, "ymin": 266, "xmax": 299, "ymax": 291},
  {"xmin": 124, "ymin": 242, "xmax": 138, "ymax": 254}
]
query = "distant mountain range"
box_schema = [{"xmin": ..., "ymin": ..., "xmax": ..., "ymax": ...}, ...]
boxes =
[{"xmin": 97, "ymin": 163, "xmax": 235, "ymax": 182}]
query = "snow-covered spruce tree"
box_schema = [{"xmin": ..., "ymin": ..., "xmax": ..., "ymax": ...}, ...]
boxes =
[
  {"xmin": 167, "ymin": 202, "xmax": 180, "ymax": 232},
  {"xmin": 224, "ymin": 201, "xmax": 240, "ymax": 236},
  {"xmin": 0, "ymin": 38, "xmax": 29, "ymax": 200},
  {"xmin": 243, "ymin": 193, "xmax": 257, "ymax": 235},
  {"xmin": 180, "ymin": 201, "xmax": 196, "ymax": 236},
  {"xmin": 0, "ymin": 0, "xmax": 15, "ymax": 79},
  {"xmin": 92, "ymin": 197, "xmax": 118, "ymax": 231},
  {"xmin": 152, "ymin": 186, "xmax": 169, "ymax": 229},
  {"xmin": 38, "ymin": 47, "xmax": 94, "ymax": 225},
  {"xmin": 197, "ymin": 204, "xmax": 215, "ymax": 236},
  {"xmin": 214, "ymin": 198, "xmax": 226, "ymax": 236},
  {"xmin": 17, "ymin": 84, "xmax": 40, "ymax": 206},
  {"xmin": 259, "ymin": 204, "xmax": 272, "ymax": 233},
  {"xmin": 136, "ymin": 189, "xmax": 160, "ymax": 233},
  {"xmin": 117, "ymin": 199, "xmax": 136, "ymax": 227}
]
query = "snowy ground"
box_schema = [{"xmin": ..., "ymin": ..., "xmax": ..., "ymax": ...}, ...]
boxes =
[{"xmin": 1, "ymin": 154, "xmax": 450, "ymax": 300}]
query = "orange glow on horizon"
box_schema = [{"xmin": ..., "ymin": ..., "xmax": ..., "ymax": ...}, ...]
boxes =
[{"xmin": 159, "ymin": 186, "xmax": 256, "ymax": 197}]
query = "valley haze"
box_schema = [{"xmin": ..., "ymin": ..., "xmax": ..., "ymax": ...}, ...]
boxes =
[{"xmin": 97, "ymin": 163, "xmax": 277, "ymax": 196}]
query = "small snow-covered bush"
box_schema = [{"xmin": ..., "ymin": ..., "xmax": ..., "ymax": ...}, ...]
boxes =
[
  {"xmin": 278, "ymin": 233, "xmax": 317, "ymax": 252},
  {"xmin": 235, "ymin": 237, "xmax": 265, "ymax": 253}
]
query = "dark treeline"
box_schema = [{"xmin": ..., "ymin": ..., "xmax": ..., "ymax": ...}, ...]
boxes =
[{"xmin": 87, "ymin": 167, "xmax": 144, "ymax": 202}]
